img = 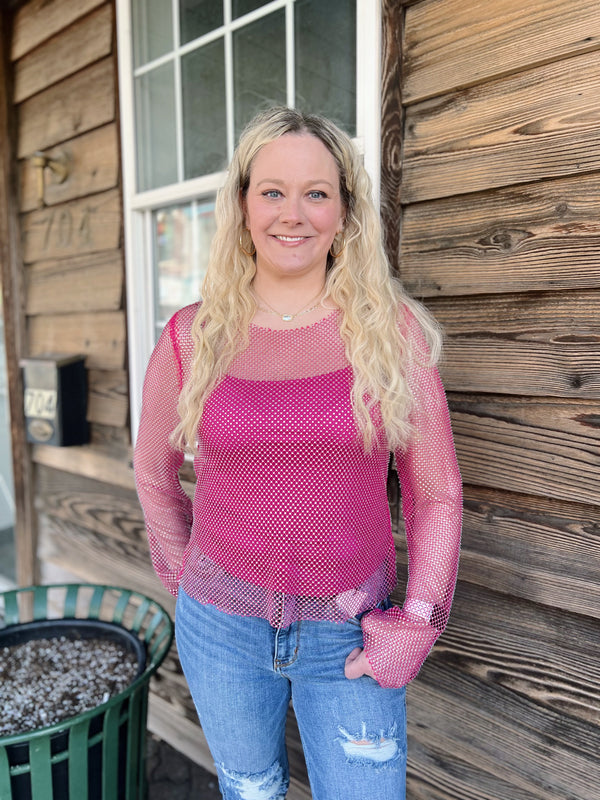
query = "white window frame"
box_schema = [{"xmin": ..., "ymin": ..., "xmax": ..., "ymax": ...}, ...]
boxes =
[{"xmin": 116, "ymin": 0, "xmax": 382, "ymax": 438}]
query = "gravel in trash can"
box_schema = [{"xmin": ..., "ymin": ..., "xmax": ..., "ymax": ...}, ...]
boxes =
[{"xmin": 0, "ymin": 636, "xmax": 139, "ymax": 736}]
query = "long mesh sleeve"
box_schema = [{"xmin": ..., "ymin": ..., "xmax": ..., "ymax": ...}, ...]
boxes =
[
  {"xmin": 133, "ymin": 316, "xmax": 193, "ymax": 596},
  {"xmin": 361, "ymin": 315, "xmax": 462, "ymax": 688}
]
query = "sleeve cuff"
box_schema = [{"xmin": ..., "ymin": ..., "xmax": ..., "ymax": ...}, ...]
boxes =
[{"xmin": 403, "ymin": 598, "xmax": 435, "ymax": 620}]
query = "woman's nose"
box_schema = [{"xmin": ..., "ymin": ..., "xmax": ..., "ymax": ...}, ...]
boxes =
[{"xmin": 279, "ymin": 195, "xmax": 303, "ymax": 223}]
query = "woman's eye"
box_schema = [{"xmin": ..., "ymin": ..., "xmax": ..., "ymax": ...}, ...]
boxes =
[
  {"xmin": 262, "ymin": 190, "xmax": 281, "ymax": 199},
  {"xmin": 308, "ymin": 190, "xmax": 326, "ymax": 200}
]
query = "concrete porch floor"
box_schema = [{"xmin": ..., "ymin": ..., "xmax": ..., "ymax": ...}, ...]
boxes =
[{"xmin": 146, "ymin": 734, "xmax": 221, "ymax": 800}]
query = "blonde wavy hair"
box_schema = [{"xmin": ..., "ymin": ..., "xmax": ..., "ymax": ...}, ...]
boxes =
[{"xmin": 174, "ymin": 107, "xmax": 442, "ymax": 453}]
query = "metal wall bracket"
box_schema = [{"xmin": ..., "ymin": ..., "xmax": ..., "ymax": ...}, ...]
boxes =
[{"xmin": 31, "ymin": 150, "xmax": 69, "ymax": 207}]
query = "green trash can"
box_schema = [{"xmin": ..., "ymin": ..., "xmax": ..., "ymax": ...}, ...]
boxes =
[{"xmin": 0, "ymin": 584, "xmax": 174, "ymax": 800}]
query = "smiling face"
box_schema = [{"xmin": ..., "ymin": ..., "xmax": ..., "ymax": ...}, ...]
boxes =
[{"xmin": 242, "ymin": 133, "xmax": 346, "ymax": 283}]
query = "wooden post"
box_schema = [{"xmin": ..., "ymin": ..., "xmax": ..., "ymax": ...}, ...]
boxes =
[
  {"xmin": 0, "ymin": 9, "xmax": 39, "ymax": 587},
  {"xmin": 380, "ymin": 0, "xmax": 404, "ymax": 274}
]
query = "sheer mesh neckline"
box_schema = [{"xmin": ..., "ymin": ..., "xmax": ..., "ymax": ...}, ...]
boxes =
[
  {"xmin": 248, "ymin": 307, "xmax": 339, "ymax": 333},
  {"xmin": 229, "ymin": 307, "xmax": 347, "ymax": 382}
]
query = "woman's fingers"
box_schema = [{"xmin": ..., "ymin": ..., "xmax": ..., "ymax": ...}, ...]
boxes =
[{"xmin": 344, "ymin": 647, "xmax": 376, "ymax": 680}]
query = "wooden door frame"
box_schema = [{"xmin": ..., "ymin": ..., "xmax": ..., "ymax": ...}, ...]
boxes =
[{"xmin": 0, "ymin": 8, "xmax": 39, "ymax": 587}]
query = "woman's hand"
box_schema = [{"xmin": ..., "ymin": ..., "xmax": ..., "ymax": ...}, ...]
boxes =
[{"xmin": 344, "ymin": 647, "xmax": 377, "ymax": 680}]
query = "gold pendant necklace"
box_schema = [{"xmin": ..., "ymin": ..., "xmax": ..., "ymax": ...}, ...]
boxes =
[{"xmin": 253, "ymin": 287, "xmax": 325, "ymax": 322}]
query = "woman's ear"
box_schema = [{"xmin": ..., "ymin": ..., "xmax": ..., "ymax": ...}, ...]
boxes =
[
  {"xmin": 339, "ymin": 203, "xmax": 348, "ymax": 232},
  {"xmin": 239, "ymin": 189, "xmax": 248, "ymax": 227}
]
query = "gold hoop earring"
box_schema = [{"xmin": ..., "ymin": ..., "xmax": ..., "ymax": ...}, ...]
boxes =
[
  {"xmin": 330, "ymin": 233, "xmax": 346, "ymax": 259},
  {"xmin": 239, "ymin": 229, "xmax": 256, "ymax": 257}
]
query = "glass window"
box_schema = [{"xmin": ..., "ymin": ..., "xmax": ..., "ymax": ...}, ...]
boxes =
[
  {"xmin": 132, "ymin": 0, "xmax": 173, "ymax": 67},
  {"xmin": 182, "ymin": 39, "xmax": 228, "ymax": 178},
  {"xmin": 233, "ymin": 10, "xmax": 287, "ymax": 141},
  {"xmin": 135, "ymin": 63, "xmax": 178, "ymax": 191},
  {"xmin": 130, "ymin": 0, "xmax": 358, "ymax": 192},
  {"xmin": 180, "ymin": 0, "xmax": 223, "ymax": 43},
  {"xmin": 295, "ymin": 0, "xmax": 356, "ymax": 136},
  {"xmin": 153, "ymin": 201, "xmax": 216, "ymax": 327},
  {"xmin": 233, "ymin": 0, "xmax": 270, "ymax": 19}
]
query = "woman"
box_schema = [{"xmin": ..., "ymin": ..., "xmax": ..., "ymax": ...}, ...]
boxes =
[{"xmin": 134, "ymin": 107, "xmax": 462, "ymax": 800}]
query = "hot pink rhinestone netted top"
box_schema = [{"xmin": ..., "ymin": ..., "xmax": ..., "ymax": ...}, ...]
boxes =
[{"xmin": 134, "ymin": 302, "xmax": 462, "ymax": 688}]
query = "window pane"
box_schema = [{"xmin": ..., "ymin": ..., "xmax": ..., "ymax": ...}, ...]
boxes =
[
  {"xmin": 153, "ymin": 200, "xmax": 216, "ymax": 329},
  {"xmin": 180, "ymin": 0, "xmax": 223, "ymax": 44},
  {"xmin": 233, "ymin": 11, "xmax": 286, "ymax": 140},
  {"xmin": 132, "ymin": 0, "xmax": 173, "ymax": 67},
  {"xmin": 194, "ymin": 200, "xmax": 218, "ymax": 294},
  {"xmin": 135, "ymin": 64, "xmax": 178, "ymax": 190},
  {"xmin": 182, "ymin": 39, "xmax": 228, "ymax": 179},
  {"xmin": 295, "ymin": 0, "xmax": 356, "ymax": 136},
  {"xmin": 233, "ymin": 0, "xmax": 269, "ymax": 19}
]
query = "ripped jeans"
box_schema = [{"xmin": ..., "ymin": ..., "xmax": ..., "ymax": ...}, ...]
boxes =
[{"xmin": 176, "ymin": 589, "xmax": 407, "ymax": 800}]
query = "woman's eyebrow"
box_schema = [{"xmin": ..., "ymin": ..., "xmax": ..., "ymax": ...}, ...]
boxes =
[{"xmin": 255, "ymin": 178, "xmax": 336, "ymax": 188}]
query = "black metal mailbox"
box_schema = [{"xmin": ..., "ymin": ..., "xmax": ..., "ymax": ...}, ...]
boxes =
[{"xmin": 21, "ymin": 355, "xmax": 89, "ymax": 446}]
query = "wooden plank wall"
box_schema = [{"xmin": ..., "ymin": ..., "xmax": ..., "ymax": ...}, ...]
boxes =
[
  {"xmin": 390, "ymin": 1, "xmax": 600, "ymax": 798},
  {"xmin": 12, "ymin": 0, "xmax": 127, "ymax": 452}
]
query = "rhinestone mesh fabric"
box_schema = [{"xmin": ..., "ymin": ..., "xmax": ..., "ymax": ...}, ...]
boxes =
[{"xmin": 134, "ymin": 303, "xmax": 462, "ymax": 688}]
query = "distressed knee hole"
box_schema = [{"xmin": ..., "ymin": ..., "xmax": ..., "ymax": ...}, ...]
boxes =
[
  {"xmin": 217, "ymin": 759, "xmax": 287, "ymax": 800},
  {"xmin": 337, "ymin": 722, "xmax": 404, "ymax": 768}
]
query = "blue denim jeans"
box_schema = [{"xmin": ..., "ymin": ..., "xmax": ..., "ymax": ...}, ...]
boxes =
[{"xmin": 176, "ymin": 589, "xmax": 407, "ymax": 800}]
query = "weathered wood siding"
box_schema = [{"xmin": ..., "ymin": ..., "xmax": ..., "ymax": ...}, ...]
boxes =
[
  {"xmin": 13, "ymin": 0, "xmax": 126, "ymax": 445},
  {"xmin": 388, "ymin": 1, "xmax": 600, "ymax": 797}
]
